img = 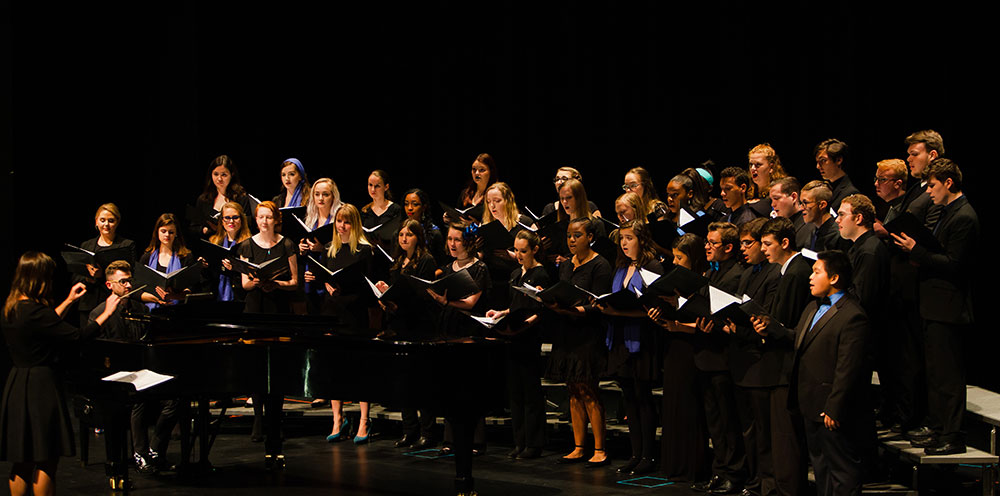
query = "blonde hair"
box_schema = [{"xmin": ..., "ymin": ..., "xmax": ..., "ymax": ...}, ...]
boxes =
[
  {"xmin": 615, "ymin": 192, "xmax": 648, "ymax": 223},
  {"xmin": 305, "ymin": 178, "xmax": 342, "ymax": 229},
  {"xmin": 480, "ymin": 182, "xmax": 521, "ymax": 228},
  {"xmin": 747, "ymin": 143, "xmax": 788, "ymax": 199},
  {"xmin": 557, "ymin": 178, "xmax": 594, "ymax": 222},
  {"xmin": 876, "ymin": 158, "xmax": 908, "ymax": 182},
  {"xmin": 327, "ymin": 204, "xmax": 370, "ymax": 258}
]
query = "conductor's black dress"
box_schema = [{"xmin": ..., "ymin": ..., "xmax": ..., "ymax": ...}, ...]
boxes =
[{"xmin": 1, "ymin": 300, "xmax": 100, "ymax": 462}]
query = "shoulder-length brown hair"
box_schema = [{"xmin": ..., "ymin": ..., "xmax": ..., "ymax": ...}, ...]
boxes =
[
  {"xmin": 144, "ymin": 213, "xmax": 191, "ymax": 257},
  {"xmin": 4, "ymin": 251, "xmax": 57, "ymax": 320},
  {"xmin": 392, "ymin": 219, "xmax": 430, "ymax": 272},
  {"xmin": 614, "ymin": 221, "xmax": 657, "ymax": 268}
]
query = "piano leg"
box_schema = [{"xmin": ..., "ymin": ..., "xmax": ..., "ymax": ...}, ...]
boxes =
[
  {"xmin": 102, "ymin": 399, "xmax": 130, "ymax": 491},
  {"xmin": 448, "ymin": 413, "xmax": 477, "ymax": 496}
]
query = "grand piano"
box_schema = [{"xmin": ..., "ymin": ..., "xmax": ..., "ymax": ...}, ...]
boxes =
[{"xmin": 74, "ymin": 301, "xmax": 507, "ymax": 495}]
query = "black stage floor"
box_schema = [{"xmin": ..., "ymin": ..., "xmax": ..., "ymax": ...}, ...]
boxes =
[
  {"xmin": 28, "ymin": 404, "xmax": 989, "ymax": 495},
  {"xmin": 53, "ymin": 409, "xmax": 704, "ymax": 496}
]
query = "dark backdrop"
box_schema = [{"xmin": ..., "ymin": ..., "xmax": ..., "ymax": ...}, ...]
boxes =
[{"xmin": 3, "ymin": 2, "xmax": 994, "ymax": 384}]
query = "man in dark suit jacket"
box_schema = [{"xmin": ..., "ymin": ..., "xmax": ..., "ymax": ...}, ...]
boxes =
[
  {"xmin": 837, "ymin": 194, "xmax": 890, "ymax": 320},
  {"xmin": 726, "ymin": 218, "xmax": 781, "ymax": 496},
  {"xmin": 691, "ymin": 221, "xmax": 747, "ymax": 494},
  {"xmin": 814, "ymin": 139, "xmax": 860, "ymax": 212},
  {"xmin": 891, "ymin": 158, "xmax": 979, "ymax": 455},
  {"xmin": 720, "ymin": 167, "xmax": 761, "ymax": 227},
  {"xmin": 769, "ymin": 177, "xmax": 815, "ymax": 251},
  {"xmin": 756, "ymin": 250, "xmax": 870, "ymax": 496},
  {"xmin": 903, "ymin": 130, "xmax": 946, "ymax": 229},
  {"xmin": 801, "ymin": 180, "xmax": 849, "ymax": 253}
]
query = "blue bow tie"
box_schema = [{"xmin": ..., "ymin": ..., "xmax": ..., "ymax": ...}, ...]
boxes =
[
  {"xmin": 708, "ymin": 261, "xmax": 720, "ymax": 272},
  {"xmin": 752, "ymin": 263, "xmax": 765, "ymax": 274}
]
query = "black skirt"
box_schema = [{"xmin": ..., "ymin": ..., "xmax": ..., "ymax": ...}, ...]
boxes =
[{"xmin": 0, "ymin": 366, "xmax": 75, "ymax": 462}]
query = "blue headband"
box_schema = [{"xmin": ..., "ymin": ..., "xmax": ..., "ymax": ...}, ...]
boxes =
[
  {"xmin": 696, "ymin": 167, "xmax": 713, "ymax": 187},
  {"xmin": 284, "ymin": 158, "xmax": 305, "ymax": 177}
]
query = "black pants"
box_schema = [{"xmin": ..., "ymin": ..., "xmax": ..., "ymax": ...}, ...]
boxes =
[
  {"xmin": 507, "ymin": 350, "xmax": 546, "ymax": 449},
  {"xmin": 804, "ymin": 418, "xmax": 864, "ymax": 496},
  {"xmin": 735, "ymin": 386, "xmax": 766, "ymax": 495},
  {"xmin": 131, "ymin": 399, "xmax": 180, "ymax": 455},
  {"xmin": 880, "ymin": 295, "xmax": 924, "ymax": 427},
  {"xmin": 924, "ymin": 320, "xmax": 966, "ymax": 443},
  {"xmin": 618, "ymin": 376, "xmax": 656, "ymax": 459},
  {"xmin": 699, "ymin": 370, "xmax": 746, "ymax": 484},
  {"xmin": 401, "ymin": 407, "xmax": 436, "ymax": 439},
  {"xmin": 770, "ymin": 386, "xmax": 808, "ymax": 496}
]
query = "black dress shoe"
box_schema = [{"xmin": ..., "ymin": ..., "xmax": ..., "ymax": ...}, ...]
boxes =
[
  {"xmin": 910, "ymin": 436, "xmax": 939, "ymax": 448},
  {"xmin": 394, "ymin": 434, "xmax": 417, "ymax": 448},
  {"xmin": 739, "ymin": 488, "xmax": 759, "ymax": 496},
  {"xmin": 630, "ymin": 457, "xmax": 657, "ymax": 475},
  {"xmin": 410, "ymin": 436, "xmax": 437, "ymax": 450},
  {"xmin": 692, "ymin": 475, "xmax": 723, "ymax": 492},
  {"xmin": 517, "ymin": 447, "xmax": 542, "ymax": 459},
  {"xmin": 906, "ymin": 426, "xmax": 935, "ymax": 439},
  {"xmin": 710, "ymin": 479, "xmax": 742, "ymax": 495},
  {"xmin": 437, "ymin": 446, "xmax": 453, "ymax": 457},
  {"xmin": 557, "ymin": 454, "xmax": 585, "ymax": 464},
  {"xmin": 584, "ymin": 457, "xmax": 610, "ymax": 468},
  {"xmin": 925, "ymin": 442, "xmax": 966, "ymax": 455},
  {"xmin": 507, "ymin": 446, "xmax": 524, "ymax": 459},
  {"xmin": 616, "ymin": 457, "xmax": 640, "ymax": 474}
]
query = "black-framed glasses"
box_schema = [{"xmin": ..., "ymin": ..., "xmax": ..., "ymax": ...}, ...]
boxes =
[
  {"xmin": 223, "ymin": 215, "xmax": 241, "ymax": 221},
  {"xmin": 111, "ymin": 278, "xmax": 133, "ymax": 285}
]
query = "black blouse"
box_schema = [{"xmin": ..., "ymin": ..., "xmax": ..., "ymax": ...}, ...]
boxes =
[
  {"xmin": 361, "ymin": 202, "xmax": 405, "ymax": 253},
  {"xmin": 237, "ymin": 236, "xmax": 296, "ymax": 313}
]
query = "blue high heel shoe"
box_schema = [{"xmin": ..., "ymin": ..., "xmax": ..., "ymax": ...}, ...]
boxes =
[
  {"xmin": 353, "ymin": 419, "xmax": 371, "ymax": 444},
  {"xmin": 326, "ymin": 417, "xmax": 350, "ymax": 442}
]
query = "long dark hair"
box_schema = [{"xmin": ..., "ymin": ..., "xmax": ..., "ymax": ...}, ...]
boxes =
[
  {"xmin": 4, "ymin": 252, "xmax": 57, "ymax": 320},
  {"xmin": 614, "ymin": 221, "xmax": 657, "ymax": 268},
  {"xmin": 199, "ymin": 154, "xmax": 247, "ymax": 203},
  {"xmin": 460, "ymin": 153, "xmax": 498, "ymax": 206},
  {"xmin": 393, "ymin": 219, "xmax": 430, "ymax": 272}
]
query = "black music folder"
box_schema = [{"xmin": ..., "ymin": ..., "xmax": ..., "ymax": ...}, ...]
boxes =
[
  {"xmin": 62, "ymin": 244, "xmax": 135, "ymax": 276},
  {"xmin": 281, "ymin": 214, "xmax": 336, "ymax": 244},
  {"xmin": 439, "ymin": 202, "xmax": 484, "ymax": 223},
  {"xmin": 135, "ymin": 263, "xmax": 202, "ymax": 293},
  {"xmin": 478, "ymin": 220, "xmax": 516, "ymax": 252},
  {"xmin": 228, "ymin": 257, "xmax": 290, "ymax": 281},
  {"xmin": 405, "ymin": 268, "xmax": 480, "ymax": 301},
  {"xmin": 883, "ymin": 211, "xmax": 943, "ymax": 253}
]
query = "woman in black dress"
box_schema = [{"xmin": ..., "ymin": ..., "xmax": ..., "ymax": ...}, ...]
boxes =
[
  {"xmin": 545, "ymin": 217, "xmax": 612, "ymax": 467},
  {"xmin": 402, "ymin": 188, "xmax": 448, "ymax": 266},
  {"xmin": 428, "ymin": 223, "xmax": 491, "ymax": 456},
  {"xmin": 2, "ymin": 252, "xmax": 120, "ymax": 496},
  {"xmin": 139, "ymin": 213, "xmax": 198, "ymax": 308},
  {"xmin": 457, "ymin": 153, "xmax": 497, "ymax": 210},
  {"xmin": 206, "ymin": 201, "xmax": 251, "ymax": 304},
  {"xmin": 73, "ymin": 203, "xmax": 136, "ymax": 326},
  {"xmin": 374, "ymin": 219, "xmax": 439, "ymax": 449},
  {"xmin": 596, "ymin": 221, "xmax": 664, "ymax": 475},
  {"xmin": 239, "ymin": 201, "xmax": 300, "ymax": 314},
  {"xmin": 480, "ymin": 182, "xmax": 533, "ymax": 310},
  {"xmin": 746, "ymin": 143, "xmax": 787, "ymax": 218},
  {"xmin": 272, "ymin": 158, "xmax": 310, "ymax": 209},
  {"xmin": 360, "ymin": 170, "xmax": 405, "ymax": 253},
  {"xmin": 303, "ymin": 203, "xmax": 375, "ymax": 443},
  {"xmin": 191, "ymin": 154, "xmax": 253, "ymax": 239},
  {"xmin": 485, "ymin": 229, "xmax": 551, "ymax": 460},
  {"xmin": 647, "ymin": 233, "xmax": 711, "ymax": 481}
]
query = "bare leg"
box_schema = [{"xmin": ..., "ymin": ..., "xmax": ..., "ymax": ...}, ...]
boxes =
[
  {"xmin": 9, "ymin": 462, "xmax": 31, "ymax": 496},
  {"xmin": 565, "ymin": 383, "xmax": 586, "ymax": 459},
  {"xmin": 33, "ymin": 460, "xmax": 58, "ymax": 496},
  {"xmin": 580, "ymin": 382, "xmax": 606, "ymax": 463},
  {"xmin": 356, "ymin": 402, "xmax": 370, "ymax": 437},
  {"xmin": 330, "ymin": 400, "xmax": 344, "ymax": 435}
]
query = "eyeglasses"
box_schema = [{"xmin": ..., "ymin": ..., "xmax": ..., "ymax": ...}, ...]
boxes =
[
  {"xmin": 874, "ymin": 176, "xmax": 898, "ymax": 184},
  {"xmin": 552, "ymin": 176, "xmax": 572, "ymax": 184},
  {"xmin": 740, "ymin": 240, "xmax": 757, "ymax": 248},
  {"xmin": 111, "ymin": 278, "xmax": 133, "ymax": 286},
  {"xmin": 622, "ymin": 182, "xmax": 640, "ymax": 191},
  {"xmin": 705, "ymin": 240, "xmax": 723, "ymax": 248},
  {"xmin": 223, "ymin": 215, "xmax": 241, "ymax": 221}
]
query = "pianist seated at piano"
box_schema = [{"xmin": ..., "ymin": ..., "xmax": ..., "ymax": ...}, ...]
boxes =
[
  {"xmin": 239, "ymin": 201, "xmax": 299, "ymax": 314},
  {"xmin": 139, "ymin": 213, "xmax": 198, "ymax": 309},
  {"xmin": 303, "ymin": 203, "xmax": 375, "ymax": 443},
  {"xmin": 1, "ymin": 251, "xmax": 121, "ymax": 496},
  {"xmin": 206, "ymin": 201, "xmax": 251, "ymax": 304},
  {"xmin": 87, "ymin": 260, "xmax": 179, "ymax": 473}
]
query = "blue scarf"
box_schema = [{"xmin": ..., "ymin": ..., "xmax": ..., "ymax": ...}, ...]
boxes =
[
  {"xmin": 606, "ymin": 266, "xmax": 644, "ymax": 353},
  {"xmin": 217, "ymin": 237, "xmax": 236, "ymax": 302},
  {"xmin": 146, "ymin": 248, "xmax": 181, "ymax": 310},
  {"xmin": 285, "ymin": 158, "xmax": 306, "ymax": 207}
]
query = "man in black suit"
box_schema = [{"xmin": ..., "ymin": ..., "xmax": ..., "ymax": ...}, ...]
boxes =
[
  {"xmin": 755, "ymin": 251, "xmax": 870, "ymax": 496},
  {"xmin": 757, "ymin": 217, "xmax": 812, "ymax": 496},
  {"xmin": 89, "ymin": 261, "xmax": 180, "ymax": 474},
  {"xmin": 814, "ymin": 139, "xmax": 860, "ymax": 212},
  {"xmin": 769, "ymin": 177, "xmax": 814, "ymax": 251},
  {"xmin": 720, "ymin": 167, "xmax": 760, "ymax": 226},
  {"xmin": 801, "ymin": 180, "xmax": 849, "ymax": 253},
  {"xmin": 891, "ymin": 158, "xmax": 979, "ymax": 455},
  {"xmin": 692, "ymin": 221, "xmax": 747, "ymax": 495},
  {"xmin": 726, "ymin": 218, "xmax": 780, "ymax": 496},
  {"xmin": 837, "ymin": 194, "xmax": 889, "ymax": 318},
  {"xmin": 903, "ymin": 130, "xmax": 945, "ymax": 229}
]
